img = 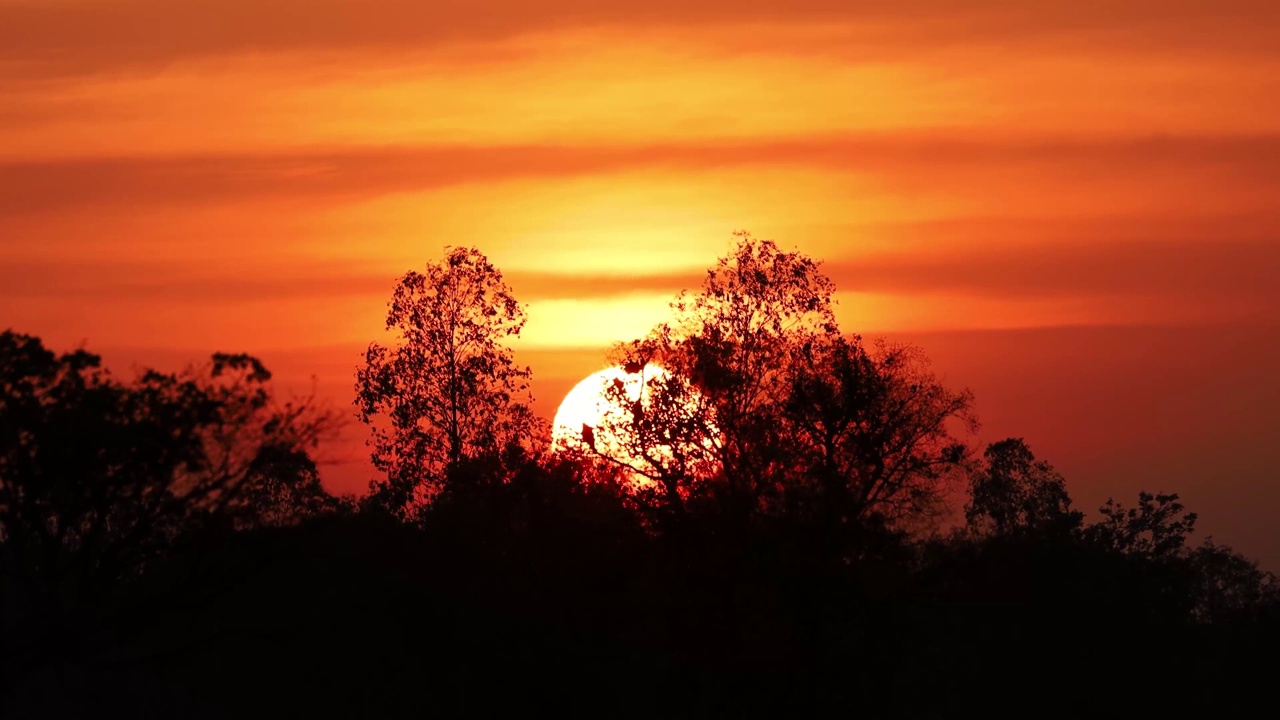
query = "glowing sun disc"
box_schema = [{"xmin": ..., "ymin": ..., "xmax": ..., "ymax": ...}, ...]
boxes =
[{"xmin": 550, "ymin": 364, "xmax": 669, "ymax": 459}]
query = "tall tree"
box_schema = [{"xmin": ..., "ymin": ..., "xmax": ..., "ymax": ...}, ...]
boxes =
[
  {"xmin": 602, "ymin": 233, "xmax": 836, "ymax": 519},
  {"xmin": 603, "ymin": 233, "xmax": 974, "ymax": 531},
  {"xmin": 356, "ymin": 247, "xmax": 538, "ymax": 519}
]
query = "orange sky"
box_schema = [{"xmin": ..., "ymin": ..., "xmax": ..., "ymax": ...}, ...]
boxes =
[{"xmin": 3, "ymin": 1, "xmax": 1279, "ymax": 565}]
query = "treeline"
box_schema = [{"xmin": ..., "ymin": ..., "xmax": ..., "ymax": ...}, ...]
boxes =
[{"xmin": 2, "ymin": 235, "xmax": 1277, "ymax": 717}]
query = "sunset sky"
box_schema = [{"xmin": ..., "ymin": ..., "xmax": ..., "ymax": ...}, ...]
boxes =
[{"xmin": 3, "ymin": 2, "xmax": 1278, "ymax": 564}]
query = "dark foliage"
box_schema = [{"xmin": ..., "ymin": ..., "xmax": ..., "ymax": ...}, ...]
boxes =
[
  {"xmin": 355, "ymin": 246, "xmax": 540, "ymax": 521},
  {"xmin": 966, "ymin": 437, "xmax": 1083, "ymax": 539},
  {"xmin": 593, "ymin": 233, "xmax": 975, "ymax": 545},
  {"xmin": 0, "ymin": 331, "xmax": 342, "ymax": 708},
  {"xmin": 4, "ymin": 238, "xmax": 1277, "ymax": 717}
]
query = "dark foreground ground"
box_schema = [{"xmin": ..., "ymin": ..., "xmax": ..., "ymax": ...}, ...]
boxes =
[{"xmin": 4, "ymin": 513, "xmax": 1276, "ymax": 719}]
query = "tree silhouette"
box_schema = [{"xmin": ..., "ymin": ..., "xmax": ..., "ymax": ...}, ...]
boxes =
[
  {"xmin": 582, "ymin": 364, "xmax": 720, "ymax": 522},
  {"xmin": 965, "ymin": 438, "xmax": 1082, "ymax": 538},
  {"xmin": 355, "ymin": 247, "xmax": 538, "ymax": 520},
  {"xmin": 1187, "ymin": 539, "xmax": 1280, "ymax": 623},
  {"xmin": 0, "ymin": 331, "xmax": 337, "ymax": 668},
  {"xmin": 602, "ymin": 234, "xmax": 837, "ymax": 516},
  {"xmin": 1086, "ymin": 491, "xmax": 1198, "ymax": 560},
  {"xmin": 785, "ymin": 333, "xmax": 974, "ymax": 534},
  {"xmin": 1076, "ymin": 490, "xmax": 1279, "ymax": 623},
  {"xmin": 602, "ymin": 233, "xmax": 973, "ymax": 537}
]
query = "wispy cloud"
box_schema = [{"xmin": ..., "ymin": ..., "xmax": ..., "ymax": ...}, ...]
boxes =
[
  {"xmin": 6, "ymin": 234, "xmax": 1274, "ymax": 321},
  {"xmin": 3, "ymin": 1, "xmax": 1275, "ymax": 81},
  {"xmin": 3, "ymin": 134, "xmax": 1278, "ymax": 214}
]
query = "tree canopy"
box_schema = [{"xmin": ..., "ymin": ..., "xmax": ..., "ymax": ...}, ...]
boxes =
[
  {"xmin": 355, "ymin": 246, "xmax": 539, "ymax": 519},
  {"xmin": 597, "ymin": 233, "xmax": 974, "ymax": 547},
  {"xmin": 966, "ymin": 437, "xmax": 1082, "ymax": 538},
  {"xmin": 0, "ymin": 331, "xmax": 338, "ymax": 655}
]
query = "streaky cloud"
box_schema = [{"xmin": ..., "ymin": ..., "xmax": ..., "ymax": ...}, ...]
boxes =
[
  {"xmin": 2, "ymin": 133, "xmax": 1278, "ymax": 214},
  {"xmin": 2, "ymin": 0, "xmax": 1276, "ymax": 81}
]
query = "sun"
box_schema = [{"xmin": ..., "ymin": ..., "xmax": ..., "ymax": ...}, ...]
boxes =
[
  {"xmin": 550, "ymin": 364, "xmax": 670, "ymax": 461},
  {"xmin": 550, "ymin": 363, "xmax": 720, "ymax": 485}
]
